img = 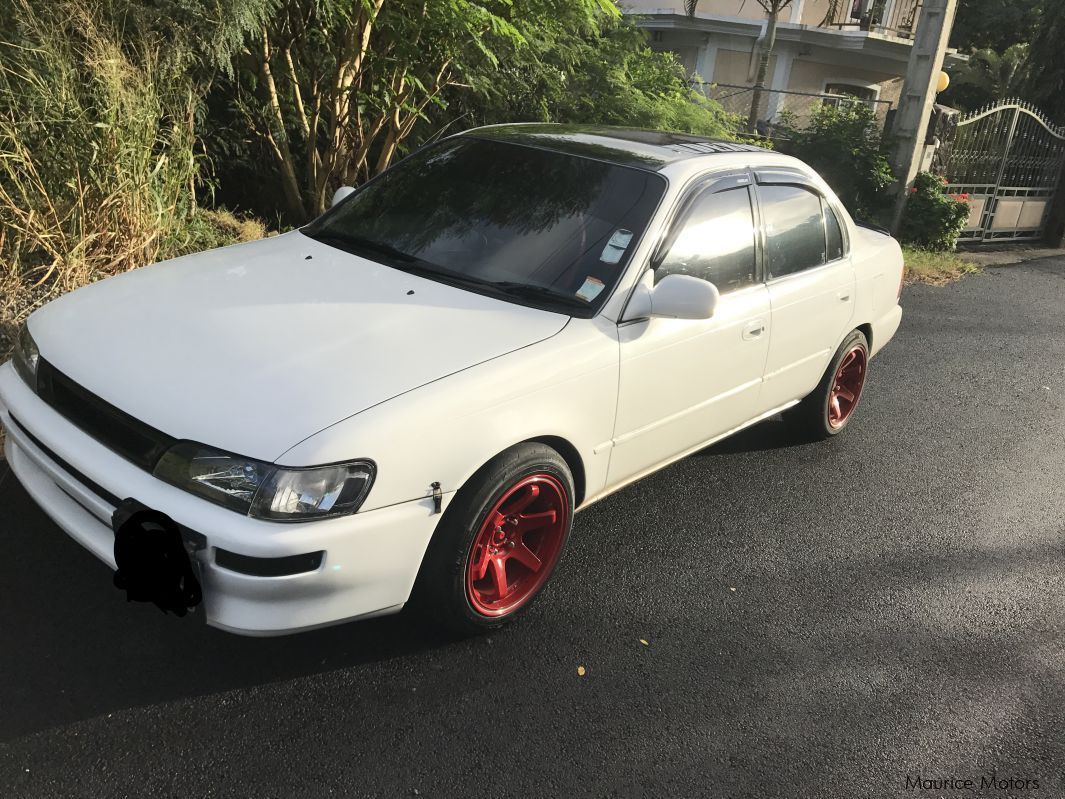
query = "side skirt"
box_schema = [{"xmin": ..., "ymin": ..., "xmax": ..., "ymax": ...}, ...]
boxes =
[{"xmin": 577, "ymin": 399, "xmax": 801, "ymax": 512}]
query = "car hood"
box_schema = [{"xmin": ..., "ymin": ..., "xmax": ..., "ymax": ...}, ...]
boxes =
[{"xmin": 30, "ymin": 231, "xmax": 569, "ymax": 461}]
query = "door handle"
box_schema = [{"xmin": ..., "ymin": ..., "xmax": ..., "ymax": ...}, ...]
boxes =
[
  {"xmin": 837, "ymin": 291, "xmax": 851, "ymax": 302},
  {"xmin": 742, "ymin": 320, "xmax": 766, "ymax": 340}
]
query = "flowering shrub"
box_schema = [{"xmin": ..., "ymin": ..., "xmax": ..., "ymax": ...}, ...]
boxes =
[{"xmin": 899, "ymin": 172, "xmax": 971, "ymax": 251}]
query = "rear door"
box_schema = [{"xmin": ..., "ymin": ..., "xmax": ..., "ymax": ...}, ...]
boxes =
[{"xmin": 755, "ymin": 172, "xmax": 856, "ymax": 411}]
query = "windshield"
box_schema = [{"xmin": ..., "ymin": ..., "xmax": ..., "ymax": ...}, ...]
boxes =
[{"xmin": 303, "ymin": 137, "xmax": 666, "ymax": 316}]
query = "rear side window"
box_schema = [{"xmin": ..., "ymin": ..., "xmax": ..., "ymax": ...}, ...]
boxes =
[
  {"xmin": 657, "ymin": 186, "xmax": 757, "ymax": 294},
  {"xmin": 760, "ymin": 184, "xmax": 827, "ymax": 279},
  {"xmin": 825, "ymin": 201, "xmax": 845, "ymax": 261}
]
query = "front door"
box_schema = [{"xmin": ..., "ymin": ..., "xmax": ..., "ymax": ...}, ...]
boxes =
[{"xmin": 609, "ymin": 181, "xmax": 771, "ymax": 485}]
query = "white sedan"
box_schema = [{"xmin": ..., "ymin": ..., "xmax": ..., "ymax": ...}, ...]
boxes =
[{"xmin": 0, "ymin": 125, "xmax": 903, "ymax": 636}]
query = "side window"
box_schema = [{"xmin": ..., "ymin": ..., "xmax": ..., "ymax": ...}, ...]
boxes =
[
  {"xmin": 760, "ymin": 184, "xmax": 827, "ymax": 279},
  {"xmin": 657, "ymin": 186, "xmax": 756, "ymax": 294},
  {"xmin": 824, "ymin": 200, "xmax": 845, "ymax": 261}
]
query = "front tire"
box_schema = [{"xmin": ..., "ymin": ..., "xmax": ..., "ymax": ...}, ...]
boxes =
[
  {"xmin": 788, "ymin": 329, "xmax": 869, "ymax": 440},
  {"xmin": 415, "ymin": 443, "xmax": 574, "ymax": 635}
]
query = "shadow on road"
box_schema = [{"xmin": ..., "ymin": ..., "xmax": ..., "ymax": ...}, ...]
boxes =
[{"xmin": 694, "ymin": 414, "xmax": 811, "ymax": 457}]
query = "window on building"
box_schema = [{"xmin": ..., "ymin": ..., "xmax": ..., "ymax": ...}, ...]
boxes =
[{"xmin": 823, "ymin": 83, "xmax": 879, "ymax": 110}]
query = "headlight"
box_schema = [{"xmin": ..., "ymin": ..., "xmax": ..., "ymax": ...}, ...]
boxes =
[
  {"xmin": 153, "ymin": 441, "xmax": 375, "ymax": 521},
  {"xmin": 250, "ymin": 462, "xmax": 376, "ymax": 521},
  {"xmin": 12, "ymin": 322, "xmax": 40, "ymax": 391}
]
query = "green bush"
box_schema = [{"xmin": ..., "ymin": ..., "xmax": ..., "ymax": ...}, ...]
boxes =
[
  {"xmin": 775, "ymin": 102, "xmax": 895, "ymax": 221},
  {"xmin": 898, "ymin": 172, "xmax": 971, "ymax": 251}
]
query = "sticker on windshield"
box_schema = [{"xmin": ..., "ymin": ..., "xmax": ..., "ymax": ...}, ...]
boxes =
[
  {"xmin": 576, "ymin": 276, "xmax": 605, "ymax": 302},
  {"xmin": 599, "ymin": 229, "xmax": 634, "ymax": 265}
]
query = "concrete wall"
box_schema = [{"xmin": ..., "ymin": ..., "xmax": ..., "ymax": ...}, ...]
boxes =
[{"xmin": 800, "ymin": 0, "xmax": 836, "ymax": 27}]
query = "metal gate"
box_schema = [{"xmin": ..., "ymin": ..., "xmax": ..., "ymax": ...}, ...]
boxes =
[{"xmin": 944, "ymin": 100, "xmax": 1065, "ymax": 243}]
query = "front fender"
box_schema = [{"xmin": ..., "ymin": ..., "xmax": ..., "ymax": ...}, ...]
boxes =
[{"xmin": 277, "ymin": 317, "xmax": 620, "ymax": 513}]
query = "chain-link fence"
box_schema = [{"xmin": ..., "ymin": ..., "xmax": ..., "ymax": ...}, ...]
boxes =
[{"xmin": 695, "ymin": 82, "xmax": 895, "ymax": 138}]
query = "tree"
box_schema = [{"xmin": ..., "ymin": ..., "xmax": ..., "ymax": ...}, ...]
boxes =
[
  {"xmin": 950, "ymin": 44, "xmax": 1031, "ymax": 103},
  {"xmin": 747, "ymin": 0, "xmax": 793, "ymax": 133},
  {"xmin": 445, "ymin": 12, "xmax": 737, "ymax": 139},
  {"xmin": 776, "ymin": 102, "xmax": 895, "ymax": 220},
  {"xmin": 228, "ymin": 0, "xmax": 627, "ymax": 221},
  {"xmin": 948, "ymin": 0, "xmax": 1042, "ymax": 53},
  {"xmin": 1024, "ymin": 1, "xmax": 1065, "ymax": 122},
  {"xmin": 224, "ymin": 0, "xmax": 737, "ymax": 222}
]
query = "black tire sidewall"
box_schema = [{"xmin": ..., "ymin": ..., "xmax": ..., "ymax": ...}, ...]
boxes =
[{"xmin": 416, "ymin": 443, "xmax": 574, "ymax": 634}]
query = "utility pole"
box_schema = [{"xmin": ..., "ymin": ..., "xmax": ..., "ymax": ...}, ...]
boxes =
[{"xmin": 888, "ymin": 0, "xmax": 959, "ymax": 233}]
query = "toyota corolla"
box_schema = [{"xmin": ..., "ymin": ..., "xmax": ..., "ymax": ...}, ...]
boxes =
[{"xmin": 0, "ymin": 124, "xmax": 903, "ymax": 635}]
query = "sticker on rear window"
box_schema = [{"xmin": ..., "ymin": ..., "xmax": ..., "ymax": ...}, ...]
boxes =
[{"xmin": 599, "ymin": 229, "xmax": 633, "ymax": 265}]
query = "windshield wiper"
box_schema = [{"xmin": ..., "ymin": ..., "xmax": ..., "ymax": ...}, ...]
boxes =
[
  {"xmin": 308, "ymin": 231, "xmax": 493, "ymax": 291},
  {"xmin": 309, "ymin": 232, "xmax": 417, "ymax": 263},
  {"xmin": 487, "ymin": 282, "xmax": 591, "ymax": 312}
]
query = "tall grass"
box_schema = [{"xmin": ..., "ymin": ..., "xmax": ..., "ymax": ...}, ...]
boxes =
[{"xmin": 0, "ymin": 0, "xmax": 202, "ymax": 356}]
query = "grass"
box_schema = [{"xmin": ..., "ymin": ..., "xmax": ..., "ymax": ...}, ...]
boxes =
[{"xmin": 903, "ymin": 247, "xmax": 981, "ymax": 286}]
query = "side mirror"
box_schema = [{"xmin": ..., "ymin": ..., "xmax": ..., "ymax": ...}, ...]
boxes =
[
  {"xmin": 624, "ymin": 273, "xmax": 720, "ymax": 321},
  {"xmin": 331, "ymin": 186, "xmax": 356, "ymax": 207}
]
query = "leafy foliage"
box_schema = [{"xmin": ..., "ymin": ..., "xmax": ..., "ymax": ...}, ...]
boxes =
[
  {"xmin": 944, "ymin": 43, "xmax": 1031, "ymax": 112},
  {"xmin": 953, "ymin": 44, "xmax": 1031, "ymax": 100},
  {"xmin": 1024, "ymin": 2, "xmax": 1065, "ymax": 122},
  {"xmin": 949, "ymin": 0, "xmax": 1043, "ymax": 53},
  {"xmin": 450, "ymin": 13, "xmax": 737, "ymax": 138},
  {"xmin": 943, "ymin": 0, "xmax": 1063, "ymax": 121},
  {"xmin": 216, "ymin": 1, "xmax": 737, "ymax": 222},
  {"xmin": 898, "ymin": 172, "xmax": 971, "ymax": 251},
  {"xmin": 101, "ymin": 0, "xmax": 279, "ymax": 78},
  {"xmin": 775, "ymin": 102, "xmax": 895, "ymax": 221}
]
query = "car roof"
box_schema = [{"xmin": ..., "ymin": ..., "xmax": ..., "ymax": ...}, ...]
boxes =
[{"xmin": 460, "ymin": 124, "xmax": 768, "ymax": 172}]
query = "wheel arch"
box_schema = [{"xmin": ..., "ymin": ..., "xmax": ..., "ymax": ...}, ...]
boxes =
[
  {"xmin": 409, "ymin": 433, "xmax": 587, "ymax": 608},
  {"xmin": 522, "ymin": 435, "xmax": 587, "ymax": 509},
  {"xmin": 856, "ymin": 322, "xmax": 873, "ymax": 352}
]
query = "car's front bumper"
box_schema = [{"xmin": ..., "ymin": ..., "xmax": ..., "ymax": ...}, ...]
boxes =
[{"xmin": 0, "ymin": 362, "xmax": 447, "ymax": 636}]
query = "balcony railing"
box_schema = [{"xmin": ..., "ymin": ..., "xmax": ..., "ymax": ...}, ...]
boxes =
[{"xmin": 817, "ymin": 0, "xmax": 922, "ymax": 39}]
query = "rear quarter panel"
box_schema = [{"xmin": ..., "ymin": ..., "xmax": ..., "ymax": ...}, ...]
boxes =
[{"xmin": 851, "ymin": 224, "xmax": 904, "ymax": 357}]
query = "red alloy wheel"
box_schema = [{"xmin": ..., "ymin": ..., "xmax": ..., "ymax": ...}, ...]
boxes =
[
  {"xmin": 465, "ymin": 474, "xmax": 569, "ymax": 617},
  {"xmin": 827, "ymin": 344, "xmax": 867, "ymax": 429}
]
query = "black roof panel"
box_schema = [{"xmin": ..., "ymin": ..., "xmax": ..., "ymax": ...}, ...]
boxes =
[{"xmin": 463, "ymin": 124, "xmax": 765, "ymax": 171}]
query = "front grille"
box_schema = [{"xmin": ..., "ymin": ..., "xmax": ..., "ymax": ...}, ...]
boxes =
[
  {"xmin": 35, "ymin": 359, "xmax": 176, "ymax": 472},
  {"xmin": 9, "ymin": 413, "xmax": 122, "ymax": 507}
]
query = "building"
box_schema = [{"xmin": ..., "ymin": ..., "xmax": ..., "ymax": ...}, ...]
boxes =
[{"xmin": 624, "ymin": 1, "xmax": 933, "ymax": 128}]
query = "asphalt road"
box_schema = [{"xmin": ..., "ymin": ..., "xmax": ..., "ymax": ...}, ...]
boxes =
[{"xmin": 3, "ymin": 258, "xmax": 1065, "ymax": 798}]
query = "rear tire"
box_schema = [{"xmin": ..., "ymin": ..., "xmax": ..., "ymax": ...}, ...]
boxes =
[
  {"xmin": 787, "ymin": 329, "xmax": 869, "ymax": 440},
  {"xmin": 414, "ymin": 443, "xmax": 574, "ymax": 636}
]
